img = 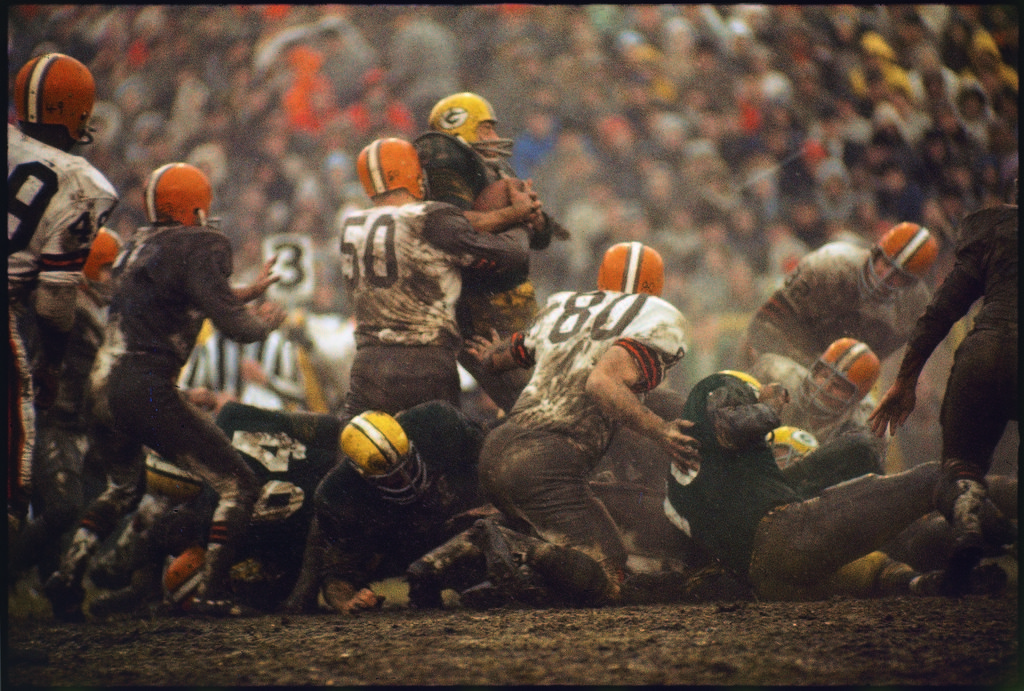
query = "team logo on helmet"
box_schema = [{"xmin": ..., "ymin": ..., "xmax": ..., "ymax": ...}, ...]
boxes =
[
  {"xmin": 597, "ymin": 242, "xmax": 665, "ymax": 296},
  {"xmin": 438, "ymin": 107, "xmax": 470, "ymax": 132},
  {"xmin": 768, "ymin": 426, "xmax": 819, "ymax": 470}
]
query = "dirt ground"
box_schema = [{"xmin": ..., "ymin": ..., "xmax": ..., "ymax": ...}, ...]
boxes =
[{"xmin": 5, "ymin": 576, "xmax": 1018, "ymax": 687}]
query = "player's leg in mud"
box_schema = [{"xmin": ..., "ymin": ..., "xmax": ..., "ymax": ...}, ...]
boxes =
[
  {"xmin": 748, "ymin": 462, "xmax": 941, "ymax": 599},
  {"xmin": 406, "ymin": 525, "xmax": 486, "ymax": 609},
  {"xmin": 781, "ymin": 434, "xmax": 882, "ymax": 499},
  {"xmin": 146, "ymin": 392, "xmax": 260, "ymax": 615},
  {"xmin": 87, "ymin": 493, "xmax": 188, "ymax": 617},
  {"xmin": 9, "ymin": 416, "xmax": 87, "ymax": 579},
  {"xmin": 478, "ymin": 423, "xmax": 628, "ymax": 606},
  {"xmin": 281, "ymin": 514, "xmax": 328, "ymax": 613},
  {"xmin": 43, "ymin": 422, "xmax": 147, "ymax": 622},
  {"xmin": 933, "ymin": 335, "xmax": 1017, "ymax": 596},
  {"xmin": 588, "ymin": 479, "xmax": 744, "ymax": 604}
]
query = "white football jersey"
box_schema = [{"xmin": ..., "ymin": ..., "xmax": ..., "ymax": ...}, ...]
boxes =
[
  {"xmin": 748, "ymin": 241, "xmax": 931, "ymax": 367},
  {"xmin": 339, "ymin": 202, "xmax": 467, "ymax": 347},
  {"xmin": 8, "ymin": 124, "xmax": 119, "ymax": 297},
  {"xmin": 510, "ymin": 290, "xmax": 689, "ymax": 459},
  {"xmin": 338, "ymin": 200, "xmax": 526, "ymax": 347}
]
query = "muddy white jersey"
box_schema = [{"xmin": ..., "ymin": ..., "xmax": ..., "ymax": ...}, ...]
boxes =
[
  {"xmin": 747, "ymin": 241, "xmax": 931, "ymax": 367},
  {"xmin": 509, "ymin": 290, "xmax": 689, "ymax": 458},
  {"xmin": 337, "ymin": 200, "xmax": 528, "ymax": 348},
  {"xmin": 8, "ymin": 124, "xmax": 119, "ymax": 297}
]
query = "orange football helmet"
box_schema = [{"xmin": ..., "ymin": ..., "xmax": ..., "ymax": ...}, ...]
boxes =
[
  {"xmin": 597, "ymin": 242, "xmax": 665, "ymax": 296},
  {"xmin": 82, "ymin": 228, "xmax": 123, "ymax": 282},
  {"xmin": 803, "ymin": 338, "xmax": 880, "ymax": 415},
  {"xmin": 861, "ymin": 222, "xmax": 938, "ymax": 300},
  {"xmin": 14, "ymin": 53, "xmax": 96, "ymax": 143},
  {"xmin": 357, "ymin": 138, "xmax": 425, "ymax": 200},
  {"xmin": 144, "ymin": 163, "xmax": 213, "ymax": 226}
]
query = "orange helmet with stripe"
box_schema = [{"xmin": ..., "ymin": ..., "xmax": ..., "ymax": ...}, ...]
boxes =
[
  {"xmin": 144, "ymin": 163, "xmax": 213, "ymax": 226},
  {"xmin": 597, "ymin": 242, "xmax": 665, "ymax": 296},
  {"xmin": 803, "ymin": 338, "xmax": 880, "ymax": 415},
  {"xmin": 15, "ymin": 53, "xmax": 96, "ymax": 144},
  {"xmin": 861, "ymin": 222, "xmax": 938, "ymax": 300},
  {"xmin": 357, "ymin": 138, "xmax": 425, "ymax": 200}
]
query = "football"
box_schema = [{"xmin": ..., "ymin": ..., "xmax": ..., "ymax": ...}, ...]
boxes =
[{"xmin": 472, "ymin": 178, "xmax": 526, "ymax": 211}]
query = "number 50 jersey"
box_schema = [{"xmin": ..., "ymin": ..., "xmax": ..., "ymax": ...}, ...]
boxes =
[
  {"xmin": 337, "ymin": 201, "xmax": 528, "ymax": 348},
  {"xmin": 8, "ymin": 124, "xmax": 119, "ymax": 297},
  {"xmin": 509, "ymin": 290, "xmax": 689, "ymax": 459}
]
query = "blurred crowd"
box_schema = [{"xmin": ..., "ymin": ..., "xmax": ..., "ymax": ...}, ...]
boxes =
[{"xmin": 9, "ymin": 4, "xmax": 1018, "ymax": 469}]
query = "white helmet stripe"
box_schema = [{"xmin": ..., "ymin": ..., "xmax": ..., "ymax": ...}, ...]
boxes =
[
  {"xmin": 25, "ymin": 54, "xmax": 59, "ymax": 124},
  {"xmin": 366, "ymin": 140, "xmax": 387, "ymax": 195},
  {"xmin": 623, "ymin": 241, "xmax": 644, "ymax": 293},
  {"xmin": 893, "ymin": 227, "xmax": 931, "ymax": 268},
  {"xmin": 145, "ymin": 163, "xmax": 177, "ymax": 223},
  {"xmin": 349, "ymin": 415, "xmax": 401, "ymax": 466},
  {"xmin": 835, "ymin": 341, "xmax": 869, "ymax": 373}
]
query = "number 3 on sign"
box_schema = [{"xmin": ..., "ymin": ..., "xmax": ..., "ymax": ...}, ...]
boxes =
[{"xmin": 263, "ymin": 233, "xmax": 315, "ymax": 303}]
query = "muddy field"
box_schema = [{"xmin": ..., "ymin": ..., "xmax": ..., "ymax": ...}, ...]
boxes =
[{"xmin": 5, "ymin": 581, "xmax": 1018, "ymax": 687}]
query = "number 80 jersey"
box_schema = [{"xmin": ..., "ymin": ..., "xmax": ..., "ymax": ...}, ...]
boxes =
[
  {"xmin": 510, "ymin": 290, "xmax": 689, "ymax": 458},
  {"xmin": 8, "ymin": 124, "xmax": 119, "ymax": 296}
]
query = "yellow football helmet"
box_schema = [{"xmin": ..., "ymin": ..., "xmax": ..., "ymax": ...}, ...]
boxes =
[
  {"xmin": 718, "ymin": 370, "xmax": 762, "ymax": 395},
  {"xmin": 341, "ymin": 411, "xmax": 426, "ymax": 503},
  {"xmin": 768, "ymin": 426, "xmax": 819, "ymax": 470},
  {"xmin": 428, "ymin": 92, "xmax": 514, "ymax": 158},
  {"xmin": 145, "ymin": 452, "xmax": 204, "ymax": 502}
]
